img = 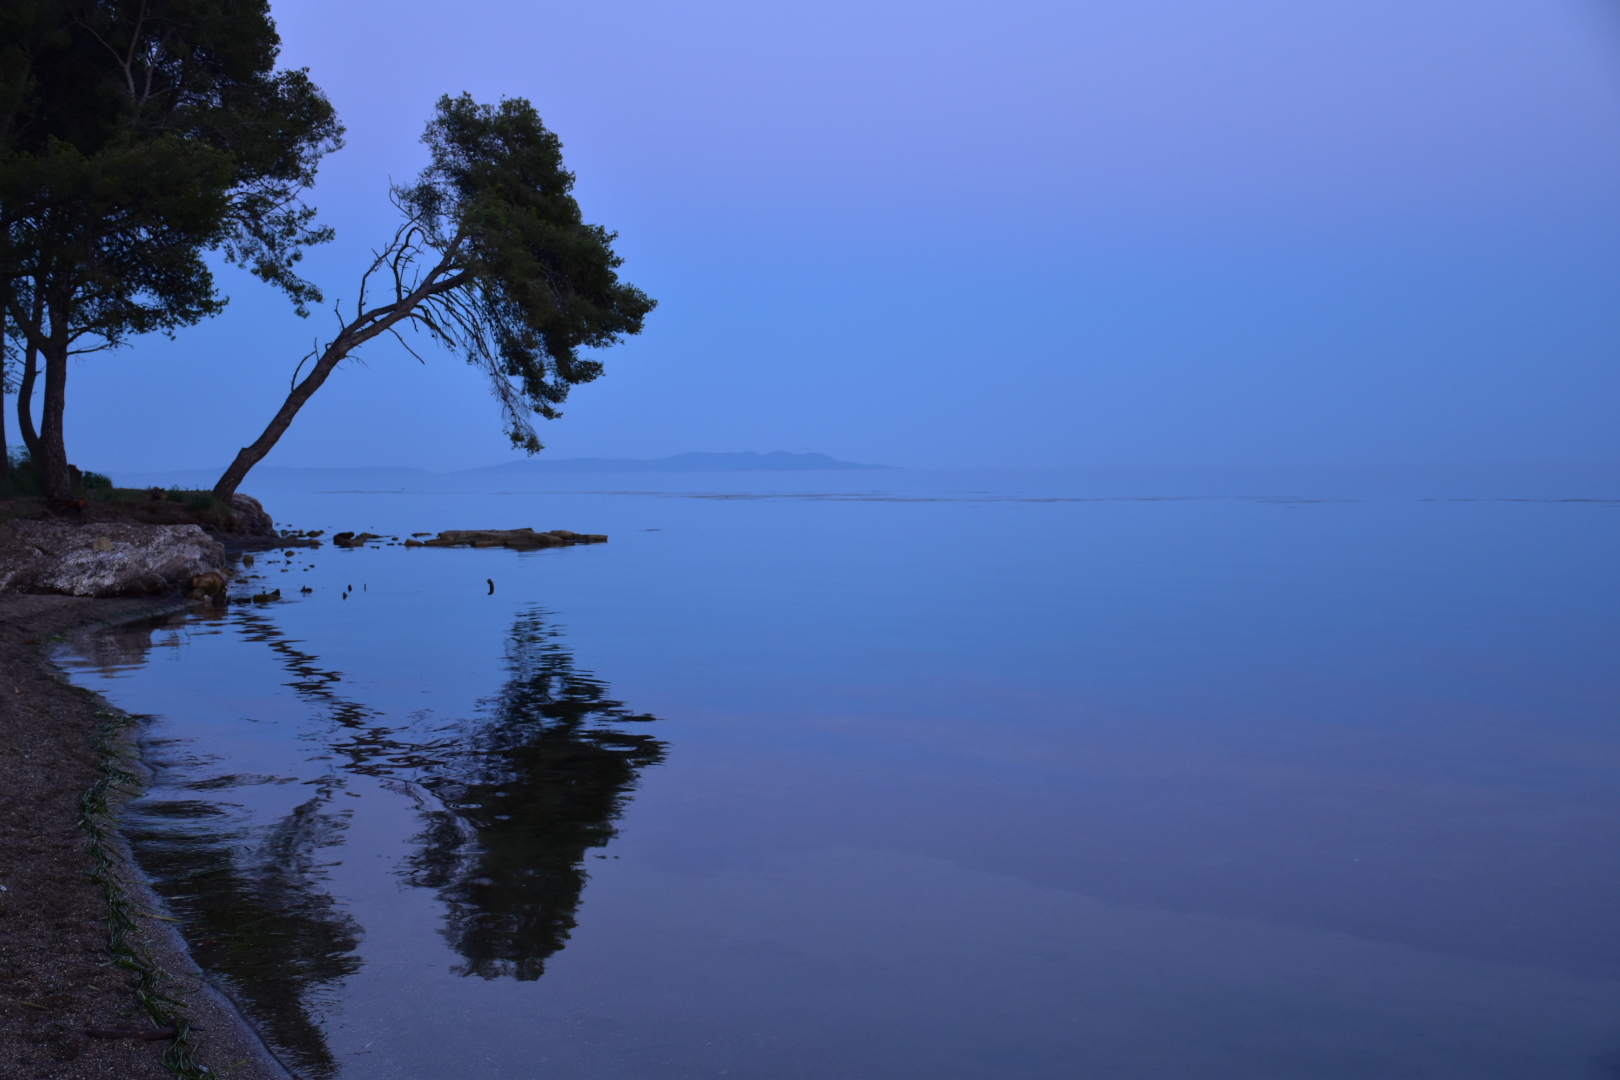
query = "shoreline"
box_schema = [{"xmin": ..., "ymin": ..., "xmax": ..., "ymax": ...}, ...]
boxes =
[{"xmin": 0, "ymin": 594, "xmax": 291, "ymax": 1080}]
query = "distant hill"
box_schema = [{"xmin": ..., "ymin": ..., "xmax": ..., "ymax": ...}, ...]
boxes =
[
  {"xmin": 109, "ymin": 452, "xmax": 891, "ymax": 489},
  {"xmin": 457, "ymin": 451, "xmax": 892, "ymax": 474},
  {"xmin": 110, "ymin": 465, "xmax": 432, "ymax": 489}
]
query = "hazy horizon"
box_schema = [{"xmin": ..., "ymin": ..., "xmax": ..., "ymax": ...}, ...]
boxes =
[{"xmin": 97, "ymin": 451, "xmax": 1620, "ymax": 477}]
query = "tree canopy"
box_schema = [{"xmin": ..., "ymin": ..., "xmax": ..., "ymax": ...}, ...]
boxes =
[
  {"xmin": 400, "ymin": 94, "xmax": 656, "ymax": 450},
  {"xmin": 213, "ymin": 94, "xmax": 655, "ymax": 499},
  {"xmin": 0, "ymin": 0, "xmax": 341, "ymax": 498}
]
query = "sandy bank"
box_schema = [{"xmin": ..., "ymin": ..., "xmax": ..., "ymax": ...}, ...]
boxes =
[{"xmin": 0, "ymin": 594, "xmax": 291, "ymax": 1080}]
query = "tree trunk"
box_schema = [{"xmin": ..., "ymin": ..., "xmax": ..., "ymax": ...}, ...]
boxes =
[
  {"xmin": 38, "ymin": 305, "xmax": 72, "ymax": 501},
  {"xmin": 213, "ymin": 258, "xmax": 467, "ymax": 501},
  {"xmin": 212, "ymin": 238, "xmax": 469, "ymax": 501},
  {"xmin": 16, "ymin": 336, "xmax": 41, "ymax": 460},
  {"xmin": 213, "ymin": 334, "xmax": 355, "ymax": 500},
  {"xmin": 0, "ymin": 352, "xmax": 8, "ymax": 484}
]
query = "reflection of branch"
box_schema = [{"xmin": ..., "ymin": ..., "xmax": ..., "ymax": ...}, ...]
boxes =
[
  {"xmin": 231, "ymin": 608, "xmax": 370, "ymax": 723},
  {"xmin": 128, "ymin": 763, "xmax": 360, "ymax": 1079},
  {"xmin": 129, "ymin": 606, "xmax": 387, "ymax": 1077}
]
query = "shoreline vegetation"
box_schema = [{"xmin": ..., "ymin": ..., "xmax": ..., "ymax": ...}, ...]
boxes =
[
  {"xmin": 1, "ymin": 454, "xmax": 281, "ymax": 543},
  {"xmin": 0, "ymin": 489, "xmax": 257, "ymax": 536}
]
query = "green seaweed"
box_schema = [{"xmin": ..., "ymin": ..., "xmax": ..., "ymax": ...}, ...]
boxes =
[{"xmin": 79, "ymin": 706, "xmax": 217, "ymax": 1079}]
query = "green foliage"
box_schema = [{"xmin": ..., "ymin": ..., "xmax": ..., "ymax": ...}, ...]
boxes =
[
  {"xmin": 211, "ymin": 93, "xmax": 653, "ymax": 499},
  {"xmin": 396, "ymin": 95, "xmax": 656, "ymax": 452},
  {"xmin": 0, "ymin": 0, "xmax": 342, "ymax": 497},
  {"xmin": 2, "ymin": 450, "xmax": 111, "ymax": 496},
  {"xmin": 0, "ymin": 0, "xmax": 344, "ymax": 324}
]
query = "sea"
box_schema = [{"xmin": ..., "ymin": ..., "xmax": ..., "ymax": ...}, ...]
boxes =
[{"xmin": 57, "ymin": 462, "xmax": 1620, "ymax": 1079}]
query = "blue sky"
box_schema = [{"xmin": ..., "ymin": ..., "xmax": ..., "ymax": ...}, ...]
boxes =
[{"xmin": 22, "ymin": 0, "xmax": 1620, "ymax": 470}]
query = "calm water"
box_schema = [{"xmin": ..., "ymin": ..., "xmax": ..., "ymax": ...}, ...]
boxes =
[{"xmin": 62, "ymin": 465, "xmax": 1620, "ymax": 1079}]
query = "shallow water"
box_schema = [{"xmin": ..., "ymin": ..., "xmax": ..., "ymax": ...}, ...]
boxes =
[{"xmin": 62, "ymin": 466, "xmax": 1620, "ymax": 1079}]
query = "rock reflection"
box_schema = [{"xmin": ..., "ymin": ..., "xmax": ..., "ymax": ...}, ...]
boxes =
[
  {"xmin": 64, "ymin": 607, "xmax": 227, "ymax": 675},
  {"xmin": 404, "ymin": 607, "xmax": 667, "ymax": 980}
]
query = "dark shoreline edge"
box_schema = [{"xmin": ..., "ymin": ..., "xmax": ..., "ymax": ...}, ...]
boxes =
[{"xmin": 0, "ymin": 594, "xmax": 292, "ymax": 1080}]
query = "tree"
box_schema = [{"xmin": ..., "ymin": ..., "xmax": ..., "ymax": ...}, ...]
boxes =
[
  {"xmin": 0, "ymin": 297, "xmax": 39, "ymax": 488},
  {"xmin": 212, "ymin": 94, "xmax": 656, "ymax": 500},
  {"xmin": 0, "ymin": 0, "xmax": 341, "ymax": 500},
  {"xmin": 11, "ymin": 291, "xmax": 43, "ymax": 461}
]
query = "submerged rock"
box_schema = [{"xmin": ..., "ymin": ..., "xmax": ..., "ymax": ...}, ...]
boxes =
[
  {"xmin": 332, "ymin": 532, "xmax": 388, "ymax": 548},
  {"xmin": 0, "ymin": 522, "xmax": 226, "ymax": 597},
  {"xmin": 415, "ymin": 528, "xmax": 607, "ymax": 551}
]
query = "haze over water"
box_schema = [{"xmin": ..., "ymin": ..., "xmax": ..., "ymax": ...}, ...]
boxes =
[{"xmin": 55, "ymin": 463, "xmax": 1620, "ymax": 1078}]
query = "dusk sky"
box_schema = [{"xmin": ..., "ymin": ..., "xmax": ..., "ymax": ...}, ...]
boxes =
[{"xmin": 29, "ymin": 0, "xmax": 1620, "ymax": 471}]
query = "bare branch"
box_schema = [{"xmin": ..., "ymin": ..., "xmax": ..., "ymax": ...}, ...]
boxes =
[
  {"xmin": 289, "ymin": 347, "xmax": 317, "ymax": 390},
  {"xmin": 387, "ymin": 327, "xmax": 429, "ymax": 365}
]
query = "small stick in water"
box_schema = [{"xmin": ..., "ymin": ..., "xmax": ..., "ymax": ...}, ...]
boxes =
[{"xmin": 487, "ymin": 578, "xmax": 495, "ymax": 595}]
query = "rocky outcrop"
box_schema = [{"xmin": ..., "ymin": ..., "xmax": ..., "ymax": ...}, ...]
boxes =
[
  {"xmin": 408, "ymin": 528, "xmax": 607, "ymax": 550},
  {"xmin": 229, "ymin": 493, "xmax": 276, "ymax": 536},
  {"xmin": 0, "ymin": 522, "xmax": 226, "ymax": 597}
]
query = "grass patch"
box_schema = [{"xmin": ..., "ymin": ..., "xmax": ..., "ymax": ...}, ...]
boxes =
[
  {"xmin": 1, "ymin": 452, "xmax": 251, "ymax": 531},
  {"xmin": 1, "ymin": 451, "xmax": 116, "ymax": 498}
]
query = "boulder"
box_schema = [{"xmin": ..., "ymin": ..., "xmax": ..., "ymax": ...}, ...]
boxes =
[
  {"xmin": 0, "ymin": 522, "xmax": 226, "ymax": 597},
  {"xmin": 187, "ymin": 570, "xmax": 229, "ymax": 600},
  {"xmin": 229, "ymin": 493, "xmax": 276, "ymax": 536}
]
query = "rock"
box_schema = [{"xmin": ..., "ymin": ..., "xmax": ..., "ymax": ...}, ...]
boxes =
[
  {"xmin": 332, "ymin": 531, "xmax": 384, "ymax": 548},
  {"xmin": 187, "ymin": 570, "xmax": 229, "ymax": 600},
  {"xmin": 419, "ymin": 528, "xmax": 608, "ymax": 550},
  {"xmin": 229, "ymin": 493, "xmax": 275, "ymax": 536},
  {"xmin": 0, "ymin": 522, "xmax": 226, "ymax": 597}
]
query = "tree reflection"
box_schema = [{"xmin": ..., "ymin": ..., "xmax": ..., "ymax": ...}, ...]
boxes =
[
  {"xmin": 79, "ymin": 600, "xmax": 662, "ymax": 1078},
  {"xmin": 66, "ymin": 607, "xmax": 363, "ymax": 1079},
  {"xmin": 404, "ymin": 607, "xmax": 666, "ymax": 980},
  {"xmin": 125, "ymin": 777, "xmax": 360, "ymax": 1079}
]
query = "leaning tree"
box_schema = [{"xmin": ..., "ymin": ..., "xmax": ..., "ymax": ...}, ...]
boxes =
[
  {"xmin": 0, "ymin": 0, "xmax": 341, "ymax": 500},
  {"xmin": 211, "ymin": 94, "xmax": 656, "ymax": 500}
]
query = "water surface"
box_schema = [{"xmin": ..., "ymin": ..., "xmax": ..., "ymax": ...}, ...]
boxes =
[{"xmin": 64, "ymin": 465, "xmax": 1620, "ymax": 1078}]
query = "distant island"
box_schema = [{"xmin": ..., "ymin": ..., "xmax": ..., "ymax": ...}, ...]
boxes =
[{"xmin": 460, "ymin": 451, "xmax": 892, "ymax": 474}]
